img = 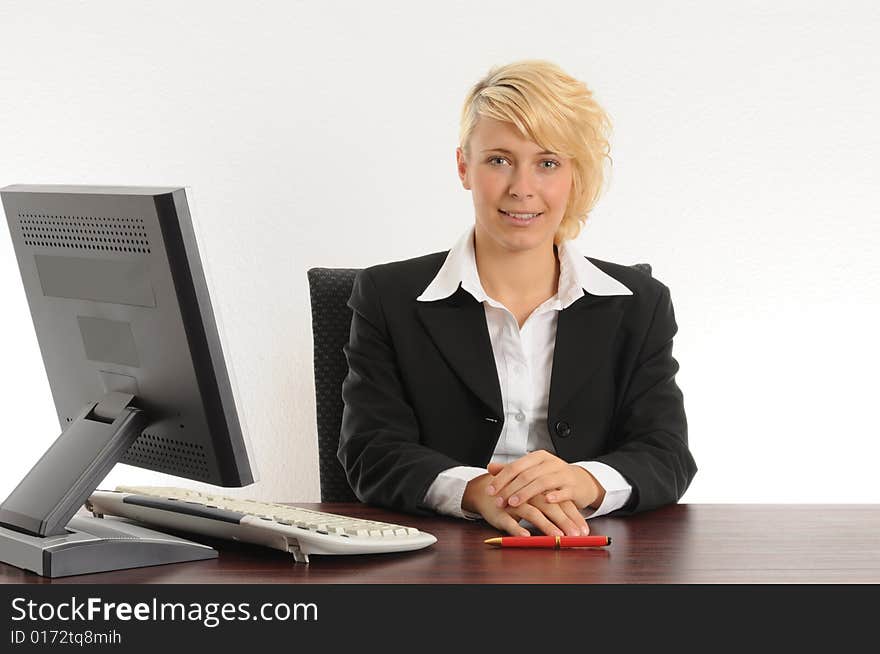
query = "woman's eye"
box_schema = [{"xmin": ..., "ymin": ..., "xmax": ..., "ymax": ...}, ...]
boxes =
[{"xmin": 487, "ymin": 157, "xmax": 559, "ymax": 169}]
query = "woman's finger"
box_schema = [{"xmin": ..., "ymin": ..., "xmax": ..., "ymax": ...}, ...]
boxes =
[
  {"xmin": 486, "ymin": 462, "xmax": 505, "ymax": 476},
  {"xmin": 505, "ymin": 469, "xmax": 564, "ymax": 507},
  {"xmin": 489, "ymin": 511, "xmax": 530, "ymax": 537},
  {"xmin": 494, "ymin": 459, "xmax": 564, "ymax": 505},
  {"xmin": 531, "ymin": 499, "xmax": 581, "ymax": 537},
  {"xmin": 487, "ymin": 453, "xmax": 540, "ymax": 496},
  {"xmin": 494, "ymin": 463, "xmax": 551, "ymax": 507},
  {"xmin": 544, "ymin": 487, "xmax": 574, "ymax": 503},
  {"xmin": 557, "ymin": 499, "xmax": 589, "ymax": 535},
  {"xmin": 488, "ymin": 450, "xmax": 556, "ymax": 497},
  {"xmin": 513, "ymin": 503, "xmax": 563, "ymax": 537}
]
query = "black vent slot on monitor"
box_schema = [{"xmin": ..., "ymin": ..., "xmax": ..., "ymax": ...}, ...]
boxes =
[
  {"xmin": 121, "ymin": 432, "xmax": 210, "ymax": 480},
  {"xmin": 18, "ymin": 213, "xmax": 152, "ymax": 254}
]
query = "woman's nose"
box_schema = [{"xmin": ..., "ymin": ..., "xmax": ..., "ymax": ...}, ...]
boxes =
[{"xmin": 508, "ymin": 168, "xmax": 536, "ymax": 199}]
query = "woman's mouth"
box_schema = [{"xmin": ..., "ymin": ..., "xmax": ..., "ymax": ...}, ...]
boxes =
[{"xmin": 499, "ymin": 209, "xmax": 543, "ymax": 224}]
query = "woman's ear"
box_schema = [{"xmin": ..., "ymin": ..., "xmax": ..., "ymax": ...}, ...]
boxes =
[{"xmin": 456, "ymin": 147, "xmax": 471, "ymax": 190}]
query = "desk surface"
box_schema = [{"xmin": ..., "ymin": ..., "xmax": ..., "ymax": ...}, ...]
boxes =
[{"xmin": 3, "ymin": 503, "xmax": 879, "ymax": 584}]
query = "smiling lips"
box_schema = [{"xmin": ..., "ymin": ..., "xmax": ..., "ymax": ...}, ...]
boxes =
[{"xmin": 499, "ymin": 209, "xmax": 542, "ymax": 220}]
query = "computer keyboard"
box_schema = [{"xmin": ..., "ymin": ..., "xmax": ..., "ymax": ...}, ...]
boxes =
[{"xmin": 85, "ymin": 486, "xmax": 437, "ymax": 563}]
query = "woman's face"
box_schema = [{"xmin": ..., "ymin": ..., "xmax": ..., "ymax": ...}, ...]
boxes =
[{"xmin": 457, "ymin": 117, "xmax": 572, "ymax": 255}]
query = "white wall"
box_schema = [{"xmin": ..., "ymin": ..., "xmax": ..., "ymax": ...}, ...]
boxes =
[{"xmin": 1, "ymin": 1, "xmax": 878, "ymax": 504}]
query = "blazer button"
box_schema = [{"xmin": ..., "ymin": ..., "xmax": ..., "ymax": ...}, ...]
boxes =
[{"xmin": 555, "ymin": 421, "xmax": 571, "ymax": 438}]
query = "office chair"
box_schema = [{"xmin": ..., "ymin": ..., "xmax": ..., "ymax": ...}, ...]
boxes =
[{"xmin": 307, "ymin": 263, "xmax": 653, "ymax": 503}]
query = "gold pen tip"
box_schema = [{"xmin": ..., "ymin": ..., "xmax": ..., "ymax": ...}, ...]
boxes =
[{"xmin": 484, "ymin": 537, "xmax": 502, "ymax": 545}]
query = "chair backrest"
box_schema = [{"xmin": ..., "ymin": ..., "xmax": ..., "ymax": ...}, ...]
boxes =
[
  {"xmin": 306, "ymin": 262, "xmax": 653, "ymax": 503},
  {"xmin": 307, "ymin": 268, "xmax": 362, "ymax": 502}
]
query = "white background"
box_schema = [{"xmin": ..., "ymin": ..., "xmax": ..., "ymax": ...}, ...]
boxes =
[{"xmin": 1, "ymin": 1, "xmax": 878, "ymax": 505}]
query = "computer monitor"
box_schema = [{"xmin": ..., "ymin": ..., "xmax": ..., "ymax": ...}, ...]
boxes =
[{"xmin": 0, "ymin": 184, "xmax": 258, "ymax": 577}]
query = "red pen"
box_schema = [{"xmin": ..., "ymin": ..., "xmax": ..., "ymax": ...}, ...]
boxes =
[{"xmin": 484, "ymin": 535, "xmax": 611, "ymax": 548}]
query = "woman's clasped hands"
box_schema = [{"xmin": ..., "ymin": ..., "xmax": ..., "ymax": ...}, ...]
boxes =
[{"xmin": 463, "ymin": 450, "xmax": 605, "ymax": 538}]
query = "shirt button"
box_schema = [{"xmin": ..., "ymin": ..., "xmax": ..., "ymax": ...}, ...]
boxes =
[{"xmin": 515, "ymin": 411, "xmax": 526, "ymax": 422}]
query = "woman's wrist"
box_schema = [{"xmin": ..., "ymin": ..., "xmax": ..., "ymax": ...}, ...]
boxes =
[
  {"xmin": 462, "ymin": 473, "xmax": 492, "ymax": 514},
  {"xmin": 572, "ymin": 465, "xmax": 606, "ymax": 510}
]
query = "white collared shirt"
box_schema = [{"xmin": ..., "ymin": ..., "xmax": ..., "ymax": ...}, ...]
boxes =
[{"xmin": 419, "ymin": 226, "xmax": 634, "ymax": 521}]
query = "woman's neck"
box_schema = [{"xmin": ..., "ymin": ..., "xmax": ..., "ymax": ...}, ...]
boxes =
[{"xmin": 473, "ymin": 229, "xmax": 560, "ymax": 304}]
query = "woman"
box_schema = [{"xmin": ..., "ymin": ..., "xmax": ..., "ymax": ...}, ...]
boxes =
[{"xmin": 338, "ymin": 60, "xmax": 697, "ymax": 538}]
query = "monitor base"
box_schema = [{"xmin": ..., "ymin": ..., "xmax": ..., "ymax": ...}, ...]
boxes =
[{"xmin": 0, "ymin": 513, "xmax": 217, "ymax": 578}]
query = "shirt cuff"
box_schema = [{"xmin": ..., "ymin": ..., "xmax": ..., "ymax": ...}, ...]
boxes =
[
  {"xmin": 423, "ymin": 466, "xmax": 487, "ymax": 520},
  {"xmin": 573, "ymin": 461, "xmax": 633, "ymax": 519}
]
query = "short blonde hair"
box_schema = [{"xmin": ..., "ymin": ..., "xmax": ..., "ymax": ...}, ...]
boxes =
[{"xmin": 459, "ymin": 60, "xmax": 612, "ymax": 243}]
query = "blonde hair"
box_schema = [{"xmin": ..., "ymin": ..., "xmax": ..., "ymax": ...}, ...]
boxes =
[{"xmin": 459, "ymin": 60, "xmax": 612, "ymax": 243}]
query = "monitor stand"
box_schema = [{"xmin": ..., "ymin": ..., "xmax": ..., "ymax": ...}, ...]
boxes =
[{"xmin": 0, "ymin": 392, "xmax": 217, "ymax": 577}]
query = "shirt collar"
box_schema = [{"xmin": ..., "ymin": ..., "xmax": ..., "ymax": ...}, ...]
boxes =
[{"xmin": 416, "ymin": 226, "xmax": 632, "ymax": 307}]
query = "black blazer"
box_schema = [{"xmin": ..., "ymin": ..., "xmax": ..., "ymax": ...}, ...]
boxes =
[{"xmin": 338, "ymin": 251, "xmax": 697, "ymax": 517}]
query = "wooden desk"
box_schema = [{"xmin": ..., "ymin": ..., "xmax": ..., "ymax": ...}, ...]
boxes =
[{"xmin": 2, "ymin": 503, "xmax": 879, "ymax": 584}]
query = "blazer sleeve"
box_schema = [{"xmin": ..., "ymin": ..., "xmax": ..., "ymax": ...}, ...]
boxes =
[
  {"xmin": 595, "ymin": 283, "xmax": 697, "ymax": 514},
  {"xmin": 338, "ymin": 268, "xmax": 464, "ymax": 515}
]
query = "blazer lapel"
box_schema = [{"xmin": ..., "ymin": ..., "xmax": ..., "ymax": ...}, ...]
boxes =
[
  {"xmin": 549, "ymin": 295, "xmax": 623, "ymax": 416},
  {"xmin": 416, "ymin": 286, "xmax": 503, "ymax": 418}
]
